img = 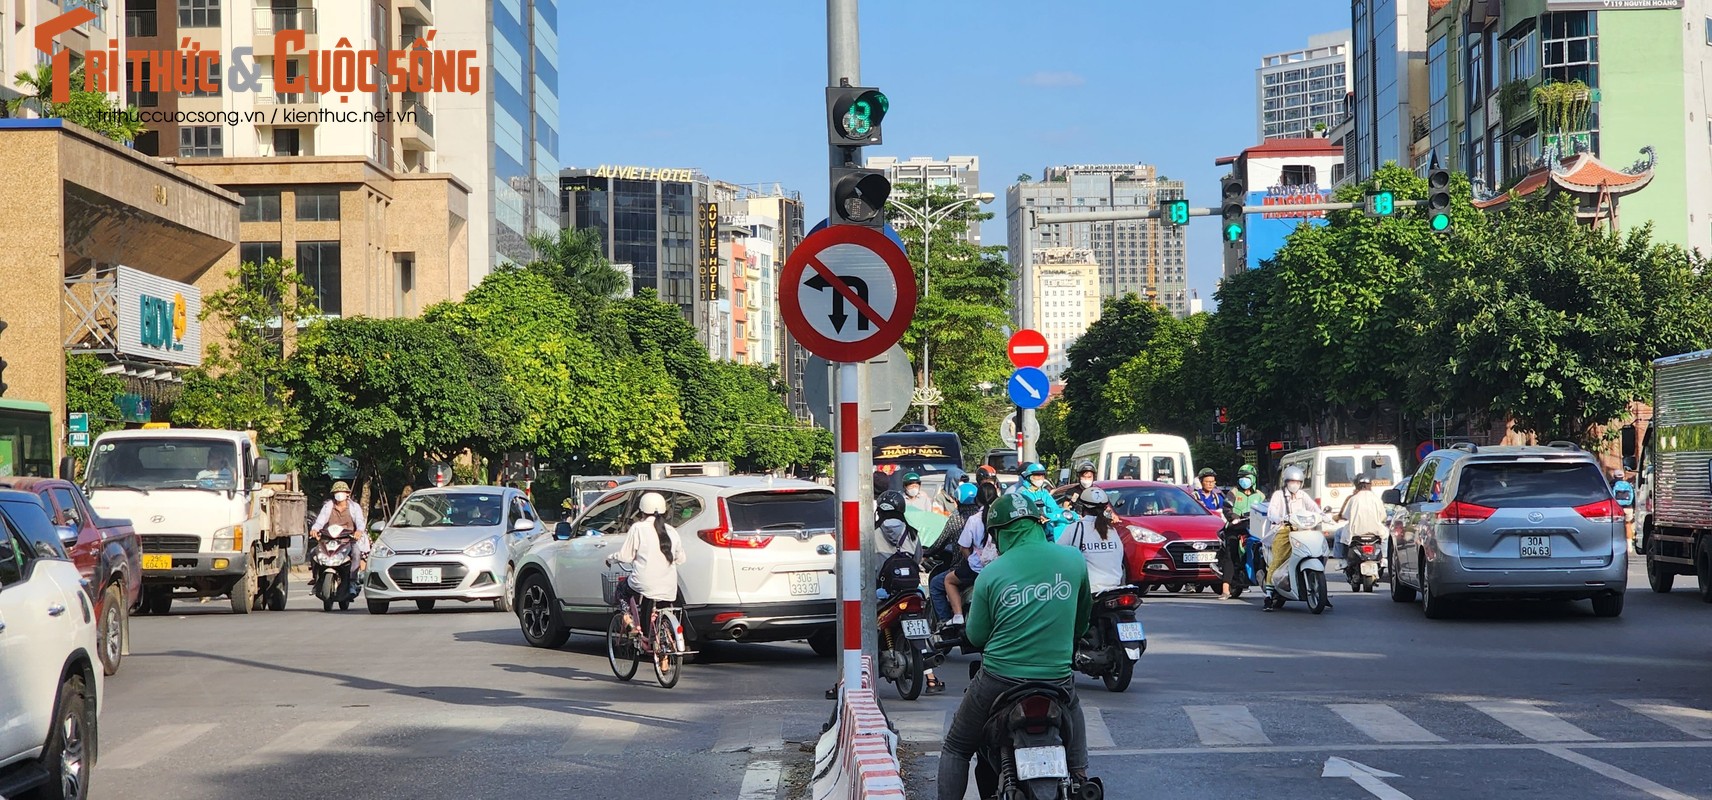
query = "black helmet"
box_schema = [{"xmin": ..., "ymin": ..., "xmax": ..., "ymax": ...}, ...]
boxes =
[
  {"xmin": 1197, "ymin": 468, "xmax": 1217, "ymax": 479},
  {"xmin": 876, "ymin": 490, "xmax": 908, "ymax": 521},
  {"xmin": 1076, "ymin": 460, "xmax": 1096, "ymax": 475},
  {"xmin": 1355, "ymin": 473, "xmax": 1373, "ymax": 488}
]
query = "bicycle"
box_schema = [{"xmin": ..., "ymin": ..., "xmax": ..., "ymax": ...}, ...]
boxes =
[{"xmin": 602, "ymin": 564, "xmax": 690, "ymax": 688}]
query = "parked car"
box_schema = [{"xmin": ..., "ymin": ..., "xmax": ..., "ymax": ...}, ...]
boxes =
[
  {"xmin": 1058, "ymin": 480, "xmax": 1226, "ymax": 594},
  {"xmin": 511, "ymin": 476, "xmax": 838, "ymax": 653},
  {"xmin": 0, "ymin": 477, "xmax": 139, "ymax": 675},
  {"xmin": 364, "ymin": 486, "xmax": 546, "ymax": 614},
  {"xmin": 0, "ymin": 488, "xmax": 102, "ymax": 800},
  {"xmin": 1385, "ymin": 442, "xmax": 1627, "ymax": 619}
]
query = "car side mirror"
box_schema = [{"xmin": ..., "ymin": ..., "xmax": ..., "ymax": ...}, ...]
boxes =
[
  {"xmin": 1382, "ymin": 489, "xmax": 1402, "ymax": 505},
  {"xmin": 251, "ymin": 457, "xmax": 272, "ymax": 488},
  {"xmin": 56, "ymin": 525, "xmax": 79, "ymax": 546},
  {"xmin": 369, "ymin": 520, "xmax": 385, "ymax": 533},
  {"xmin": 58, "ymin": 456, "xmax": 76, "ymax": 480},
  {"xmin": 513, "ymin": 518, "xmax": 534, "ymax": 533}
]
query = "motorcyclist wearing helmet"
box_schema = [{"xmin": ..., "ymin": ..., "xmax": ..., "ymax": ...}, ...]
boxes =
[
  {"xmin": 1192, "ymin": 468, "xmax": 1227, "ymax": 518},
  {"xmin": 943, "ymin": 482, "xmax": 1002, "ymax": 628},
  {"xmin": 1262, "ymin": 467, "xmax": 1326, "ymax": 611},
  {"xmin": 877, "ymin": 501, "xmax": 944, "ymax": 695},
  {"xmin": 1611, "ymin": 467, "xmax": 1635, "ymax": 543},
  {"xmin": 605, "ymin": 492, "xmax": 685, "ymax": 648},
  {"xmin": 1227, "ymin": 464, "xmax": 1264, "ymax": 517},
  {"xmin": 1013, "ymin": 462, "xmax": 1062, "ymax": 540},
  {"xmin": 937, "ymin": 494, "xmax": 1091, "ymax": 800},
  {"xmin": 902, "ymin": 472, "xmax": 944, "ymax": 515},
  {"xmin": 1334, "ymin": 473, "xmax": 1387, "ymax": 563},
  {"xmin": 1057, "ymin": 487, "xmax": 1127, "ymax": 593}
]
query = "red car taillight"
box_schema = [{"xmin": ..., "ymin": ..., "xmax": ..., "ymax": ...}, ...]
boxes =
[
  {"xmin": 1574, "ymin": 498, "xmax": 1624, "ymax": 524},
  {"xmin": 1437, "ymin": 501, "xmax": 1495, "ymax": 523},
  {"xmin": 697, "ymin": 499, "xmax": 774, "ymax": 548}
]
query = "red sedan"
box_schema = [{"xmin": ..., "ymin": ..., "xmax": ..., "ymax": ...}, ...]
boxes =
[{"xmin": 1058, "ymin": 480, "xmax": 1227, "ymax": 594}]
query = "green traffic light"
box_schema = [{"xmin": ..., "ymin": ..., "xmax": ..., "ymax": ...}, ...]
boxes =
[
  {"xmin": 1430, "ymin": 213, "xmax": 1450, "ymax": 231},
  {"xmin": 1225, "ymin": 223, "xmax": 1243, "ymax": 242}
]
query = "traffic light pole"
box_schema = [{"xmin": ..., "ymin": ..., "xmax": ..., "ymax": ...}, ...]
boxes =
[{"xmin": 1030, "ymin": 200, "xmax": 1426, "ymax": 227}]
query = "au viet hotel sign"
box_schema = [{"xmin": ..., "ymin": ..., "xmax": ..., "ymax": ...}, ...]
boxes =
[{"xmin": 590, "ymin": 165, "xmax": 698, "ymax": 182}]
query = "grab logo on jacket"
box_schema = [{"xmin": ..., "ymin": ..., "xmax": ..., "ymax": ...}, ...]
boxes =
[{"xmin": 998, "ymin": 573, "xmax": 1075, "ymax": 610}]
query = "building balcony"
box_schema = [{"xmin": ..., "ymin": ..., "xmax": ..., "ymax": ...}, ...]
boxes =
[
  {"xmin": 254, "ymin": 8, "xmax": 319, "ymax": 54},
  {"xmin": 398, "ymin": 0, "xmax": 432, "ymax": 26},
  {"xmin": 399, "ymin": 98, "xmax": 434, "ymax": 150},
  {"xmin": 255, "ymin": 84, "xmax": 322, "ymax": 125}
]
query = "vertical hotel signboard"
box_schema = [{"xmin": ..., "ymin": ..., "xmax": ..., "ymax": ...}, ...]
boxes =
[{"xmin": 700, "ymin": 202, "xmax": 720, "ymax": 301}]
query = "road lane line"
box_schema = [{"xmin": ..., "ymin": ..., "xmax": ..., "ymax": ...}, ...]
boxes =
[
  {"xmin": 237, "ymin": 720, "xmax": 362, "ymax": 765},
  {"xmin": 1614, "ymin": 700, "xmax": 1712, "ymax": 739},
  {"xmin": 737, "ymin": 760, "xmax": 781, "ymax": 800},
  {"xmin": 1468, "ymin": 700, "xmax": 1600, "ymax": 742},
  {"xmin": 890, "ymin": 710, "xmax": 946, "ymax": 743},
  {"xmin": 1542, "ymin": 745, "xmax": 1699, "ymax": 800},
  {"xmin": 1084, "ymin": 707, "xmax": 1116, "ymax": 750},
  {"xmin": 101, "ymin": 723, "xmax": 219, "ymax": 770},
  {"xmin": 714, "ymin": 717, "xmax": 784, "ymax": 753},
  {"xmin": 557, "ymin": 716, "xmax": 640, "ymax": 756},
  {"xmin": 1184, "ymin": 705, "xmax": 1271, "ymax": 745},
  {"xmin": 1328, "ymin": 704, "xmax": 1445, "ymax": 743}
]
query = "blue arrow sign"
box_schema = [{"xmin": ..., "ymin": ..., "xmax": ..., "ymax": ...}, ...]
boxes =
[{"xmin": 1007, "ymin": 367, "xmax": 1049, "ymax": 409}]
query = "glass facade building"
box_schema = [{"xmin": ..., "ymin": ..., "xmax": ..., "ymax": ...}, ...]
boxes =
[
  {"xmin": 491, "ymin": 0, "xmax": 562, "ymax": 267},
  {"xmin": 561, "ymin": 170, "xmax": 705, "ymax": 317}
]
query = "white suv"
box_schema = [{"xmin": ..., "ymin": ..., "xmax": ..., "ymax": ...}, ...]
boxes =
[
  {"xmin": 0, "ymin": 489, "xmax": 102, "ymax": 800},
  {"xmin": 512, "ymin": 477, "xmax": 838, "ymax": 653}
]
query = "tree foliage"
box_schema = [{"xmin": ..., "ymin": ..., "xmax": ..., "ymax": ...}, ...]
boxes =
[
  {"xmin": 1103, "ymin": 310, "xmax": 1211, "ymax": 437},
  {"xmin": 1061, "ymin": 294, "xmax": 1164, "ymax": 444},
  {"xmin": 64, "ymin": 354, "xmax": 125, "ymax": 465},
  {"xmin": 4, "ymin": 64, "xmax": 146, "ymax": 143}
]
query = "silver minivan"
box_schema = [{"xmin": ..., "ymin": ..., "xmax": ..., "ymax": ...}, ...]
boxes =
[{"xmin": 1385, "ymin": 442, "xmax": 1627, "ymax": 619}]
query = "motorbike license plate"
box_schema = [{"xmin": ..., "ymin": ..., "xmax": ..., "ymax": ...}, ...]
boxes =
[
  {"xmin": 901, "ymin": 618, "xmax": 931, "ymax": 639},
  {"xmin": 1183, "ymin": 551, "xmax": 1218, "ymax": 564},
  {"xmin": 1014, "ymin": 745, "xmax": 1069, "ymax": 781},
  {"xmin": 411, "ymin": 567, "xmax": 442, "ymax": 584},
  {"xmin": 141, "ymin": 553, "xmax": 172, "ymax": 570},
  {"xmin": 1360, "ymin": 560, "xmax": 1380, "ymax": 577},
  {"xmin": 1116, "ymin": 621, "xmax": 1144, "ymax": 642},
  {"xmin": 788, "ymin": 571, "xmax": 822, "ymax": 596},
  {"xmin": 1521, "ymin": 536, "xmax": 1551, "ymax": 558}
]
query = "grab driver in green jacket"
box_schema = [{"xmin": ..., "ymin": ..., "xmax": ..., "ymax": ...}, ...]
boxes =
[{"xmin": 937, "ymin": 493, "xmax": 1092, "ymax": 800}]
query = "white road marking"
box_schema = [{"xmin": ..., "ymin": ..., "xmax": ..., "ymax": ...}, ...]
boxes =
[
  {"xmin": 101, "ymin": 723, "xmax": 219, "ymax": 770},
  {"xmin": 1468, "ymin": 700, "xmax": 1600, "ymax": 742},
  {"xmin": 890, "ymin": 710, "xmax": 947, "ymax": 743},
  {"xmin": 1614, "ymin": 700, "xmax": 1712, "ymax": 739},
  {"xmin": 714, "ymin": 717, "xmax": 784, "ymax": 753},
  {"xmin": 1542, "ymin": 745, "xmax": 1700, "ymax": 800},
  {"xmin": 736, "ymin": 760, "xmax": 781, "ymax": 800},
  {"xmin": 1084, "ymin": 707, "xmax": 1116, "ymax": 750},
  {"xmin": 1323, "ymin": 756, "xmax": 1413, "ymax": 800},
  {"xmin": 237, "ymin": 720, "xmax": 362, "ymax": 765},
  {"xmin": 1329, "ymin": 704, "xmax": 1445, "ymax": 743},
  {"xmin": 1184, "ymin": 705, "xmax": 1271, "ymax": 746},
  {"xmin": 557, "ymin": 716, "xmax": 640, "ymax": 756}
]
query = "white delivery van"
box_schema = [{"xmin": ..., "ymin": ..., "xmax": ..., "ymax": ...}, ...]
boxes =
[
  {"xmin": 1070, "ymin": 434, "xmax": 1195, "ymax": 485},
  {"xmin": 1277, "ymin": 444, "xmax": 1402, "ymax": 513}
]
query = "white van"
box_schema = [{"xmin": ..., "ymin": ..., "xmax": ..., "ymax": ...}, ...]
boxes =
[
  {"xmin": 1070, "ymin": 434, "xmax": 1195, "ymax": 485},
  {"xmin": 1277, "ymin": 444, "xmax": 1403, "ymax": 513}
]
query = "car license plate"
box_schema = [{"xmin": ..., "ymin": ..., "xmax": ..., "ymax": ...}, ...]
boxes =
[
  {"xmin": 1183, "ymin": 551, "xmax": 1218, "ymax": 563},
  {"xmin": 1014, "ymin": 745, "xmax": 1068, "ymax": 781},
  {"xmin": 142, "ymin": 553, "xmax": 172, "ymax": 570},
  {"xmin": 411, "ymin": 567, "xmax": 442, "ymax": 584},
  {"xmin": 1520, "ymin": 536, "xmax": 1551, "ymax": 558},
  {"xmin": 788, "ymin": 571, "xmax": 821, "ymax": 596},
  {"xmin": 1360, "ymin": 560, "xmax": 1380, "ymax": 577},
  {"xmin": 901, "ymin": 618, "xmax": 930, "ymax": 639},
  {"xmin": 1116, "ymin": 621, "xmax": 1144, "ymax": 642}
]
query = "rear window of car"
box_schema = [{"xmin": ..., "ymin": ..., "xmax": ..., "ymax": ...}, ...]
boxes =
[
  {"xmin": 1325, "ymin": 456, "xmax": 1396, "ymax": 486},
  {"xmin": 726, "ymin": 491, "xmax": 836, "ymax": 533},
  {"xmin": 1455, "ymin": 462, "xmax": 1609, "ymax": 508}
]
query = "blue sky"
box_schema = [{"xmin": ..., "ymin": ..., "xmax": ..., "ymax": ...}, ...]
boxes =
[{"xmin": 562, "ymin": 1, "xmax": 1350, "ymax": 308}]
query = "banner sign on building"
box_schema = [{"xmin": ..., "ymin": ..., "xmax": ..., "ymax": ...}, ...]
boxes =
[
  {"xmin": 1246, "ymin": 183, "xmax": 1333, "ymax": 270},
  {"xmin": 1545, "ymin": 0, "xmax": 1681, "ymax": 10},
  {"xmin": 700, "ymin": 202, "xmax": 720, "ymax": 301},
  {"xmin": 115, "ymin": 265, "xmax": 202, "ymax": 366}
]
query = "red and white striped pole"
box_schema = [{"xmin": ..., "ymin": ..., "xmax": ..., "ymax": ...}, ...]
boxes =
[{"xmin": 836, "ymin": 360, "xmax": 865, "ymax": 690}]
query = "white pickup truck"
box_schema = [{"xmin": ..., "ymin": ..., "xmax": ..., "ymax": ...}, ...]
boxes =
[{"xmin": 83, "ymin": 428, "xmax": 301, "ymax": 615}]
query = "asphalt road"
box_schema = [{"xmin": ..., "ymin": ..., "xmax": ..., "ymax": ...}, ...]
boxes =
[{"xmin": 89, "ymin": 562, "xmax": 1712, "ymax": 800}]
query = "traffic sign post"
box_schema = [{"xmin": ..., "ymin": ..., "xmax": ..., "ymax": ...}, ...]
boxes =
[
  {"xmin": 1007, "ymin": 329, "xmax": 1048, "ymax": 370},
  {"xmin": 68, "ymin": 412, "xmax": 89, "ymax": 433},
  {"xmin": 1008, "ymin": 367, "xmax": 1049, "ymax": 410},
  {"xmin": 780, "ymin": 225, "xmax": 918, "ymax": 364}
]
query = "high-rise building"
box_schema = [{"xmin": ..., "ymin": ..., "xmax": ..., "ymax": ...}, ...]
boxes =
[
  {"xmin": 866, "ymin": 155, "xmax": 983, "ymax": 243},
  {"xmin": 1029, "ymin": 248, "xmax": 1102, "ymax": 381},
  {"xmin": 1006, "ymin": 164, "xmax": 1189, "ymax": 317},
  {"xmin": 1350, "ymin": 0, "xmax": 1429, "ymax": 180},
  {"xmin": 1257, "ymin": 31, "xmax": 1351, "ymax": 140}
]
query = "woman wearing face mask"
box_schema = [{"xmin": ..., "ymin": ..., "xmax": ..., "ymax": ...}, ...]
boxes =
[
  {"xmin": 901, "ymin": 472, "xmax": 944, "ymax": 515},
  {"xmin": 1013, "ymin": 463, "xmax": 1060, "ymax": 540},
  {"xmin": 310, "ymin": 481, "xmax": 369, "ymax": 589},
  {"xmin": 1262, "ymin": 466, "xmax": 1325, "ymax": 611}
]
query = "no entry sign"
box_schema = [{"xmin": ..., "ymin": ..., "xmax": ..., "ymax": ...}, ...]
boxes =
[
  {"xmin": 1007, "ymin": 329, "xmax": 1048, "ymax": 369},
  {"xmin": 779, "ymin": 225, "xmax": 917, "ymax": 363}
]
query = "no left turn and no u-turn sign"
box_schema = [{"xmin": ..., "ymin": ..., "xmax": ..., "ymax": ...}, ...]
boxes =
[{"xmin": 779, "ymin": 225, "xmax": 918, "ymax": 363}]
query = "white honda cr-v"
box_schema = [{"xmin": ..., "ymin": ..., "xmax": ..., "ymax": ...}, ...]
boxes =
[{"xmin": 511, "ymin": 476, "xmax": 839, "ymax": 654}]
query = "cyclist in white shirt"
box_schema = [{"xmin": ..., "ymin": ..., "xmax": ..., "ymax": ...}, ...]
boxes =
[{"xmin": 1057, "ymin": 488, "xmax": 1127, "ymax": 593}]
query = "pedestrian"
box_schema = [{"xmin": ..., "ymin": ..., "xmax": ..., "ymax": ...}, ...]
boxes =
[{"xmin": 1611, "ymin": 467, "xmax": 1636, "ymax": 543}]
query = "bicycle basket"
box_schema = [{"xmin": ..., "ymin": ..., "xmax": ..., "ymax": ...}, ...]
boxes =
[{"xmin": 601, "ymin": 565, "xmax": 633, "ymax": 606}]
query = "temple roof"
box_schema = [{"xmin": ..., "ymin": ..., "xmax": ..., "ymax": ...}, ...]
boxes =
[{"xmin": 1471, "ymin": 148, "xmax": 1655, "ymax": 210}]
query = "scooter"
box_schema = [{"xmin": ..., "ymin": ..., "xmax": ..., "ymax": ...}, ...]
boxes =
[
  {"xmin": 1342, "ymin": 531, "xmax": 1386, "ymax": 593},
  {"xmin": 876, "ymin": 586, "xmax": 940, "ymax": 700},
  {"xmin": 311, "ymin": 524, "xmax": 359, "ymax": 612},
  {"xmin": 1253, "ymin": 502, "xmax": 1332, "ymax": 614},
  {"xmin": 1073, "ymin": 586, "xmax": 1145, "ymax": 692},
  {"xmin": 964, "ymin": 656, "xmax": 1105, "ymax": 800},
  {"xmin": 1214, "ymin": 518, "xmax": 1254, "ymax": 598}
]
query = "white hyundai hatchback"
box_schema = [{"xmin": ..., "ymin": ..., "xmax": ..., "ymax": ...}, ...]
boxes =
[{"xmin": 512, "ymin": 477, "xmax": 838, "ymax": 653}]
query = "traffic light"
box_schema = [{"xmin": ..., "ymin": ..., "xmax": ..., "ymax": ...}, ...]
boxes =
[
  {"xmin": 1365, "ymin": 190, "xmax": 1396, "ymax": 218},
  {"xmin": 1161, "ymin": 198, "xmax": 1190, "ymax": 227},
  {"xmin": 1220, "ymin": 174, "xmax": 1245, "ymax": 246},
  {"xmin": 831, "ymin": 162, "xmax": 891, "ymax": 228},
  {"xmin": 1426, "ymin": 167, "xmax": 1452, "ymax": 233},
  {"xmin": 827, "ymin": 86, "xmax": 888, "ymax": 146}
]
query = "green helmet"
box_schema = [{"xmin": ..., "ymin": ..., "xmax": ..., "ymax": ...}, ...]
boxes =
[
  {"xmin": 1238, "ymin": 463, "xmax": 1258, "ymax": 477},
  {"xmin": 986, "ymin": 493, "xmax": 1041, "ymax": 529}
]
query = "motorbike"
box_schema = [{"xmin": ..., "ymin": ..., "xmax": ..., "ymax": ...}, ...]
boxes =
[
  {"xmin": 877, "ymin": 585, "xmax": 941, "ymax": 700},
  {"xmin": 964, "ymin": 656, "xmax": 1105, "ymax": 800},
  {"xmin": 1342, "ymin": 531, "xmax": 1386, "ymax": 593},
  {"xmin": 1073, "ymin": 586, "xmax": 1145, "ymax": 692},
  {"xmin": 1252, "ymin": 502, "xmax": 1332, "ymax": 614},
  {"xmin": 1214, "ymin": 518, "xmax": 1257, "ymax": 598},
  {"xmin": 311, "ymin": 524, "xmax": 360, "ymax": 612}
]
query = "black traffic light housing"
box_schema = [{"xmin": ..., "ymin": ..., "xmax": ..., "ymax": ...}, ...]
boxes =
[
  {"xmin": 1220, "ymin": 174, "xmax": 1246, "ymax": 247},
  {"xmin": 827, "ymin": 86, "xmax": 889, "ymax": 146},
  {"xmin": 831, "ymin": 162, "xmax": 892, "ymax": 228},
  {"xmin": 1426, "ymin": 166, "xmax": 1452, "ymax": 233}
]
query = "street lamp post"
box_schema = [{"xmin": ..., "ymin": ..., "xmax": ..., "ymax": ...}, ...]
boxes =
[{"xmin": 887, "ymin": 190, "xmax": 995, "ymax": 426}]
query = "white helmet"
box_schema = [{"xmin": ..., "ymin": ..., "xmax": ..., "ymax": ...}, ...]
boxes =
[
  {"xmin": 1282, "ymin": 466, "xmax": 1305, "ymax": 485},
  {"xmin": 638, "ymin": 492, "xmax": 668, "ymax": 516}
]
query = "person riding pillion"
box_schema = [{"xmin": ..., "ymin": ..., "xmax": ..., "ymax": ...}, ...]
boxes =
[
  {"xmin": 937, "ymin": 493, "xmax": 1092, "ymax": 800},
  {"xmin": 1262, "ymin": 466, "xmax": 1325, "ymax": 609},
  {"xmin": 1057, "ymin": 487, "xmax": 1128, "ymax": 594}
]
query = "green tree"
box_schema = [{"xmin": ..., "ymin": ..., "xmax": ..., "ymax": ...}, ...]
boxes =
[
  {"xmin": 1034, "ymin": 399, "xmax": 1074, "ymax": 470},
  {"xmin": 1103, "ymin": 309, "xmax": 1212, "ymax": 437},
  {"xmin": 4, "ymin": 64, "xmax": 146, "ymax": 143},
  {"xmin": 172, "ymin": 258, "xmax": 320, "ymax": 441},
  {"xmin": 1061, "ymin": 293, "xmax": 1163, "ymax": 444},
  {"xmin": 64, "ymin": 353, "xmax": 125, "ymax": 466}
]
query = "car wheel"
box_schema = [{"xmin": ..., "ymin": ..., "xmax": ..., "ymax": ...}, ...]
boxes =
[
  {"xmin": 1698, "ymin": 539, "xmax": 1712, "ymax": 604},
  {"xmin": 41, "ymin": 673, "xmax": 94, "ymax": 800},
  {"xmin": 415, "ymin": 599, "xmax": 436, "ymax": 612},
  {"xmin": 1591, "ymin": 592, "xmax": 1625, "ymax": 618},
  {"xmin": 1421, "ymin": 564, "xmax": 1454, "ymax": 620},
  {"xmin": 367, "ymin": 600, "xmax": 390, "ymax": 615},
  {"xmin": 97, "ymin": 584, "xmax": 124, "ymax": 677},
  {"xmin": 808, "ymin": 628, "xmax": 837, "ymax": 658},
  {"xmin": 266, "ymin": 577, "xmax": 288, "ymax": 611},
  {"xmin": 518, "ymin": 573, "xmax": 570, "ymax": 648},
  {"xmin": 1389, "ymin": 551, "xmax": 1416, "ymax": 603},
  {"xmin": 1164, "ymin": 583, "xmax": 1183, "ymax": 593}
]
